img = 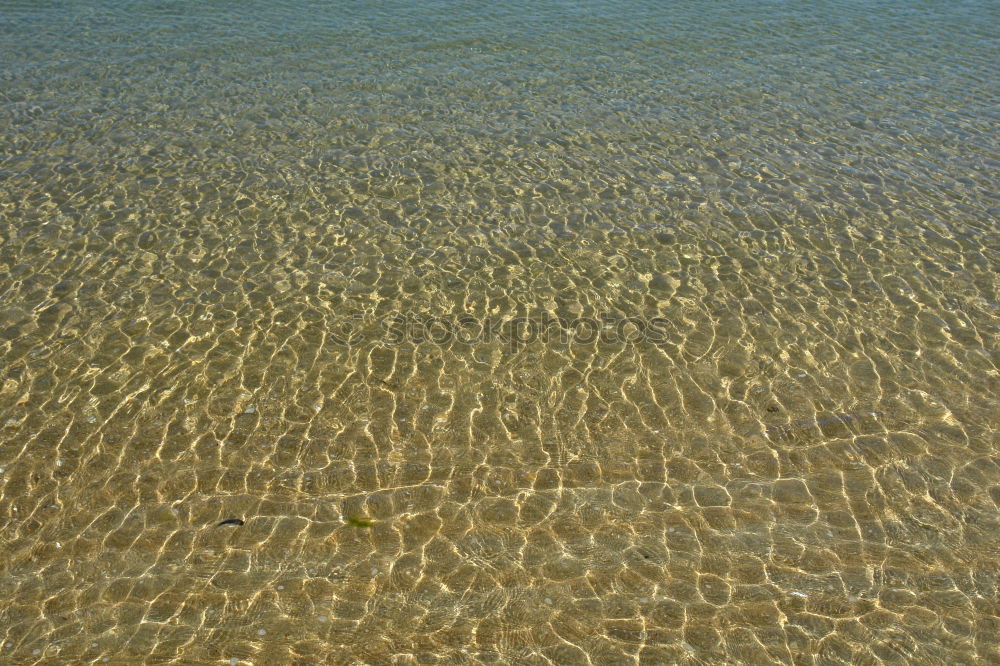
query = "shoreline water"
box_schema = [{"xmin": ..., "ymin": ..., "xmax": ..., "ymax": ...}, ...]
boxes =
[{"xmin": 1, "ymin": 1, "xmax": 998, "ymax": 663}]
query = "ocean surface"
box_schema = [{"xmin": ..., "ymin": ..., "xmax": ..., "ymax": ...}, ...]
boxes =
[{"xmin": 1, "ymin": 1, "xmax": 998, "ymax": 663}]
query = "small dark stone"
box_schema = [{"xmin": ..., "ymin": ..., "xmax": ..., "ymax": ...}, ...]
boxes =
[{"xmin": 137, "ymin": 231, "xmax": 156, "ymax": 250}]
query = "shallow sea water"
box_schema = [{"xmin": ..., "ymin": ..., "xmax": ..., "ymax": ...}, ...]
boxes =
[{"xmin": 1, "ymin": 1, "xmax": 999, "ymax": 664}]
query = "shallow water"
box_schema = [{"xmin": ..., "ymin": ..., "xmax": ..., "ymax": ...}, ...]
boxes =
[{"xmin": 1, "ymin": 1, "xmax": 999, "ymax": 663}]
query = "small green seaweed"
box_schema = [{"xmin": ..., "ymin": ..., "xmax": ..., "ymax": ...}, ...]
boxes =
[{"xmin": 346, "ymin": 516, "xmax": 375, "ymax": 528}]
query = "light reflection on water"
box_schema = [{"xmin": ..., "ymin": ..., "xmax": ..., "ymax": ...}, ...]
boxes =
[{"xmin": 1, "ymin": 1, "xmax": 998, "ymax": 663}]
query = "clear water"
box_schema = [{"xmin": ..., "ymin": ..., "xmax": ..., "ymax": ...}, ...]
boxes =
[{"xmin": 1, "ymin": 1, "xmax": 998, "ymax": 663}]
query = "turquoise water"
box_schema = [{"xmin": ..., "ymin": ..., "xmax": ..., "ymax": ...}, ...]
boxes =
[{"xmin": 1, "ymin": 1, "xmax": 999, "ymax": 664}]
